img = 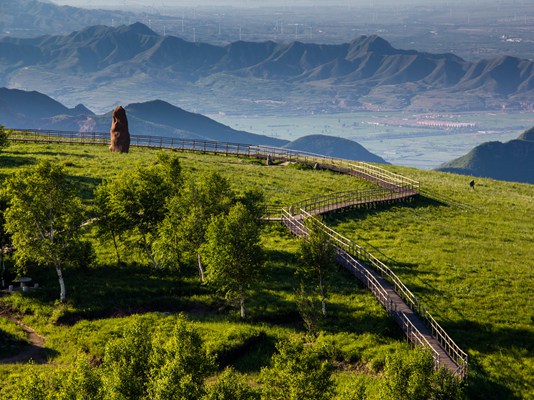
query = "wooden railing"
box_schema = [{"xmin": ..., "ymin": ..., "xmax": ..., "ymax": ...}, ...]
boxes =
[
  {"xmin": 281, "ymin": 208, "xmax": 468, "ymax": 378},
  {"xmin": 7, "ymin": 128, "xmax": 466, "ymax": 377},
  {"xmin": 7, "ymin": 128, "xmax": 418, "ymax": 192},
  {"xmin": 288, "ymin": 187, "xmax": 417, "ymax": 216}
]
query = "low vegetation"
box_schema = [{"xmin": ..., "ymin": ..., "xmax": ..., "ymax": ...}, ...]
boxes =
[{"xmin": 0, "ymin": 140, "xmax": 532, "ymax": 399}]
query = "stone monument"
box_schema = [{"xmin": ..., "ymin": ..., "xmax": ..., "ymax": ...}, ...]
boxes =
[{"xmin": 109, "ymin": 105, "xmax": 130, "ymax": 153}]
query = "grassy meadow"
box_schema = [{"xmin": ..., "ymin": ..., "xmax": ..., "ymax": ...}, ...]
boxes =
[{"xmin": 0, "ymin": 140, "xmax": 533, "ymax": 399}]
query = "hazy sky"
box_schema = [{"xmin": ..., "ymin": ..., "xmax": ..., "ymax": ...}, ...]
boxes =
[{"xmin": 49, "ymin": 0, "xmax": 500, "ymax": 9}]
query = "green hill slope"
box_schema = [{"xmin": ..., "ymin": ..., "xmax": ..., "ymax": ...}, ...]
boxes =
[
  {"xmin": 0, "ymin": 140, "xmax": 532, "ymax": 399},
  {"xmin": 283, "ymin": 134, "xmax": 389, "ymax": 164},
  {"xmin": 436, "ymin": 126, "xmax": 534, "ymax": 184}
]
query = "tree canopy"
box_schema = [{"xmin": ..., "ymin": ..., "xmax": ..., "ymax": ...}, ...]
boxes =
[
  {"xmin": 0, "ymin": 125, "xmax": 9, "ymax": 153},
  {"xmin": 201, "ymin": 202, "xmax": 263, "ymax": 318},
  {"xmin": 297, "ymin": 221, "xmax": 337, "ymax": 317},
  {"xmin": 3, "ymin": 160, "xmax": 88, "ymax": 301}
]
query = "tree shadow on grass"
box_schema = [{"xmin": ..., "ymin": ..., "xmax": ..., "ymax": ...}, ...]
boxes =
[
  {"xmin": 248, "ymin": 289, "xmax": 301, "ymax": 327},
  {"xmin": 0, "ymin": 154, "xmax": 37, "ymax": 169},
  {"xmin": 0, "ymin": 328, "xmax": 29, "ymax": 359},
  {"xmin": 22, "ymin": 265, "xmax": 220, "ymax": 325},
  {"xmin": 323, "ymin": 301, "xmax": 403, "ymax": 339},
  {"xmin": 22, "ymin": 150, "xmax": 96, "ymax": 158},
  {"xmin": 433, "ymin": 320, "xmax": 533, "ymax": 400},
  {"xmin": 445, "ymin": 320, "xmax": 534, "ymax": 356},
  {"xmin": 0, "ymin": 322, "xmax": 59, "ymax": 365},
  {"xmin": 218, "ymin": 331, "xmax": 277, "ymax": 373},
  {"xmin": 68, "ymin": 174, "xmax": 102, "ymax": 200}
]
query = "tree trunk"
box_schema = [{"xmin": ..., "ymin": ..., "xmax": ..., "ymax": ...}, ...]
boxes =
[
  {"xmin": 197, "ymin": 252, "xmax": 205, "ymax": 282},
  {"xmin": 56, "ymin": 264, "xmax": 66, "ymax": 302},
  {"xmin": 111, "ymin": 230, "xmax": 121, "ymax": 265},
  {"xmin": 319, "ymin": 272, "xmax": 326, "ymax": 317},
  {"xmin": 142, "ymin": 234, "xmax": 159, "ymax": 269},
  {"xmin": 1, "ymin": 252, "xmax": 5, "ymax": 287},
  {"xmin": 239, "ymin": 285, "xmax": 246, "ymax": 318}
]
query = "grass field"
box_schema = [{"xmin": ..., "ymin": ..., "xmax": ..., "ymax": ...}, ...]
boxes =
[
  {"xmin": 0, "ymin": 140, "xmax": 533, "ymax": 399},
  {"xmin": 326, "ymin": 167, "xmax": 534, "ymax": 398}
]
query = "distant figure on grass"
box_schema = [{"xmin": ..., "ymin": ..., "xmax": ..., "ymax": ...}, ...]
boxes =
[
  {"xmin": 109, "ymin": 105, "xmax": 130, "ymax": 153},
  {"xmin": 469, "ymin": 180, "xmax": 475, "ymax": 190}
]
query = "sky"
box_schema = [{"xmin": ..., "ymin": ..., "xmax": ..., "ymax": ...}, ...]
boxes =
[{"xmin": 49, "ymin": 0, "xmax": 496, "ymax": 9}]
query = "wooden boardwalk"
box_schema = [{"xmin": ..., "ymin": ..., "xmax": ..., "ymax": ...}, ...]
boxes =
[
  {"xmin": 7, "ymin": 128, "xmax": 467, "ymax": 378},
  {"xmin": 282, "ymin": 210, "xmax": 467, "ymax": 378},
  {"xmin": 338, "ymin": 250, "xmax": 461, "ymax": 375}
]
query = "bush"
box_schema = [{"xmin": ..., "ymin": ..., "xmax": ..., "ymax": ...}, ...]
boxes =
[
  {"xmin": 260, "ymin": 336, "xmax": 334, "ymax": 400},
  {"xmin": 378, "ymin": 347, "xmax": 464, "ymax": 400}
]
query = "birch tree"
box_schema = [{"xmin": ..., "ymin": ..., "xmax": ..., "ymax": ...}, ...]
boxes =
[
  {"xmin": 0, "ymin": 125, "xmax": 9, "ymax": 153},
  {"xmin": 297, "ymin": 222, "xmax": 336, "ymax": 317},
  {"xmin": 260, "ymin": 336, "xmax": 334, "ymax": 400},
  {"xmin": 99, "ymin": 154, "xmax": 181, "ymax": 269},
  {"xmin": 0, "ymin": 196, "xmax": 11, "ymax": 287},
  {"xmin": 3, "ymin": 160, "xmax": 86, "ymax": 301},
  {"xmin": 201, "ymin": 202, "xmax": 263, "ymax": 318},
  {"xmin": 156, "ymin": 171, "xmax": 233, "ymax": 280}
]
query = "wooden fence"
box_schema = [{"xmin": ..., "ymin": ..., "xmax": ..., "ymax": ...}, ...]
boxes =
[
  {"xmin": 7, "ymin": 128, "xmax": 467, "ymax": 377},
  {"xmin": 7, "ymin": 128, "xmax": 418, "ymax": 190},
  {"xmin": 281, "ymin": 209, "xmax": 468, "ymax": 378}
]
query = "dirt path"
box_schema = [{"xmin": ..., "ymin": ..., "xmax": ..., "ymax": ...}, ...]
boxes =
[{"xmin": 0, "ymin": 315, "xmax": 47, "ymax": 364}]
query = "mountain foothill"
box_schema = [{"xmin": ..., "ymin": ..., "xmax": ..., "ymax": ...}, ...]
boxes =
[
  {"xmin": 0, "ymin": 87, "xmax": 388, "ymax": 164},
  {"xmin": 437, "ymin": 127, "xmax": 534, "ymax": 184}
]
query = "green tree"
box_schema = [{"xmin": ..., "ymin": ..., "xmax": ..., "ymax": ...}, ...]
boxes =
[
  {"xmin": 201, "ymin": 202, "xmax": 263, "ymax": 318},
  {"xmin": 56, "ymin": 356, "xmax": 103, "ymax": 400},
  {"xmin": 297, "ymin": 221, "xmax": 336, "ymax": 317},
  {"xmin": 0, "ymin": 196, "xmax": 12, "ymax": 288},
  {"xmin": 156, "ymin": 171, "xmax": 233, "ymax": 280},
  {"xmin": 0, "ymin": 125, "xmax": 9, "ymax": 153},
  {"xmin": 93, "ymin": 183, "xmax": 127, "ymax": 265},
  {"xmin": 100, "ymin": 155, "xmax": 181, "ymax": 268},
  {"xmin": 101, "ymin": 320, "xmax": 153, "ymax": 399},
  {"xmin": 295, "ymin": 282, "xmax": 321, "ymax": 336},
  {"xmin": 204, "ymin": 367, "xmax": 259, "ymax": 400},
  {"xmin": 15, "ymin": 364, "xmax": 49, "ymax": 400},
  {"xmin": 260, "ymin": 336, "xmax": 334, "ymax": 400},
  {"xmin": 3, "ymin": 161, "xmax": 87, "ymax": 301},
  {"xmin": 147, "ymin": 315, "xmax": 215, "ymax": 400},
  {"xmin": 379, "ymin": 347, "xmax": 464, "ymax": 400}
]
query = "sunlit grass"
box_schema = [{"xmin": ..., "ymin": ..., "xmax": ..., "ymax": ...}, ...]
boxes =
[
  {"xmin": 0, "ymin": 141, "xmax": 533, "ymax": 398},
  {"xmin": 326, "ymin": 167, "xmax": 534, "ymax": 398}
]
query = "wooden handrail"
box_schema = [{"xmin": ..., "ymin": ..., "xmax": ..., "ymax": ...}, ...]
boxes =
[
  {"xmin": 6, "ymin": 128, "xmax": 419, "ymax": 193},
  {"xmin": 282, "ymin": 209, "xmax": 468, "ymax": 379},
  {"xmin": 7, "ymin": 128, "xmax": 466, "ymax": 377}
]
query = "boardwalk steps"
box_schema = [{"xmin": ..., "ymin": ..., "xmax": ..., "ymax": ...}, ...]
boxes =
[{"xmin": 7, "ymin": 128, "xmax": 467, "ymax": 378}]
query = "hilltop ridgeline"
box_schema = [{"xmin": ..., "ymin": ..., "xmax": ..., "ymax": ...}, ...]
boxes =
[
  {"xmin": 0, "ymin": 87, "xmax": 388, "ymax": 163},
  {"xmin": 436, "ymin": 126, "xmax": 534, "ymax": 184}
]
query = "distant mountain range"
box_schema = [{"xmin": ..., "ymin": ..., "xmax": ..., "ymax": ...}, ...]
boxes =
[
  {"xmin": 1, "ymin": 22, "xmax": 533, "ymax": 114},
  {"xmin": 436, "ymin": 127, "xmax": 534, "ymax": 184},
  {"xmin": 0, "ymin": 0, "xmax": 131, "ymax": 38},
  {"xmin": 0, "ymin": 87, "xmax": 388, "ymax": 164}
]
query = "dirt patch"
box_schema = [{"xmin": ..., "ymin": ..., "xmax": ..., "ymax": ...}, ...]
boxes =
[{"xmin": 0, "ymin": 314, "xmax": 47, "ymax": 364}]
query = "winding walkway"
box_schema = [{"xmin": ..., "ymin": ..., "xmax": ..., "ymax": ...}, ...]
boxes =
[{"xmin": 6, "ymin": 129, "xmax": 468, "ymax": 378}]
